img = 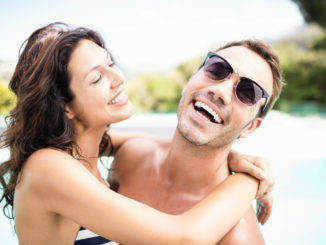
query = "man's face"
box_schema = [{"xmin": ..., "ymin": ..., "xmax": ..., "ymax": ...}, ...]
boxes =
[{"xmin": 177, "ymin": 46, "xmax": 273, "ymax": 148}]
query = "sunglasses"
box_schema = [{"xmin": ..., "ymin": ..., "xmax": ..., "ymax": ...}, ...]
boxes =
[{"xmin": 198, "ymin": 52, "xmax": 270, "ymax": 113}]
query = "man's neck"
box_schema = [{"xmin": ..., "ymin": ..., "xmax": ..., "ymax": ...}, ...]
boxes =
[{"xmin": 160, "ymin": 130, "xmax": 232, "ymax": 194}]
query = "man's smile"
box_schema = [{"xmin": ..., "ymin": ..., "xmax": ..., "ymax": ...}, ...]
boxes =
[{"xmin": 192, "ymin": 100, "xmax": 224, "ymax": 124}]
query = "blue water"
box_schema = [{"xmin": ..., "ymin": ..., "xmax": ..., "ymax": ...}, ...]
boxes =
[
  {"xmin": 0, "ymin": 157, "xmax": 325, "ymax": 245},
  {"xmin": 261, "ymin": 157, "xmax": 326, "ymax": 245}
]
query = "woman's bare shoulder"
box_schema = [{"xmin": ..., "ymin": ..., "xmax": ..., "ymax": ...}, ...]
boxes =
[
  {"xmin": 25, "ymin": 148, "xmax": 76, "ymax": 170},
  {"xmin": 21, "ymin": 148, "xmax": 83, "ymax": 193}
]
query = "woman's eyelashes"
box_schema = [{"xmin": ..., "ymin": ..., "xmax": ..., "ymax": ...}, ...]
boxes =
[
  {"xmin": 93, "ymin": 74, "xmax": 102, "ymax": 84},
  {"xmin": 91, "ymin": 61, "xmax": 115, "ymax": 84},
  {"xmin": 108, "ymin": 61, "xmax": 115, "ymax": 68}
]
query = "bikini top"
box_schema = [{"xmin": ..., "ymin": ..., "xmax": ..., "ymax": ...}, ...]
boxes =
[{"xmin": 74, "ymin": 226, "xmax": 119, "ymax": 245}]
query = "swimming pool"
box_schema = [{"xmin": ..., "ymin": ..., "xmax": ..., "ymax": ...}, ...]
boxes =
[
  {"xmin": 261, "ymin": 157, "xmax": 326, "ymax": 244},
  {"xmin": 1, "ymin": 111, "xmax": 326, "ymax": 244}
]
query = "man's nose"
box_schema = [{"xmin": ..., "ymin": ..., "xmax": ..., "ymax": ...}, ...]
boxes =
[{"xmin": 207, "ymin": 74, "xmax": 239, "ymax": 105}]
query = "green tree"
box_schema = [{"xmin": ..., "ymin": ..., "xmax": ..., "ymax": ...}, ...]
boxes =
[
  {"xmin": 0, "ymin": 78, "xmax": 16, "ymax": 114},
  {"xmin": 126, "ymin": 56, "xmax": 203, "ymax": 112},
  {"xmin": 274, "ymin": 36, "xmax": 326, "ymax": 113},
  {"xmin": 292, "ymin": 0, "xmax": 326, "ymax": 50},
  {"xmin": 126, "ymin": 74, "xmax": 181, "ymax": 112},
  {"xmin": 292, "ymin": 0, "xmax": 326, "ymax": 28}
]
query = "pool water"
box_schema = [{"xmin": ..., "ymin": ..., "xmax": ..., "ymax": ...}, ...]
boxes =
[{"xmin": 261, "ymin": 157, "xmax": 326, "ymax": 245}]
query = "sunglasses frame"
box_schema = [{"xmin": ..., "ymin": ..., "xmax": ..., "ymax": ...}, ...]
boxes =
[{"xmin": 198, "ymin": 52, "xmax": 270, "ymax": 113}]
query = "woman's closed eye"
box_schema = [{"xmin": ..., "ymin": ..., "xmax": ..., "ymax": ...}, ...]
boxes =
[
  {"xmin": 91, "ymin": 61, "xmax": 116, "ymax": 84},
  {"xmin": 108, "ymin": 61, "xmax": 115, "ymax": 68},
  {"xmin": 93, "ymin": 74, "xmax": 102, "ymax": 84}
]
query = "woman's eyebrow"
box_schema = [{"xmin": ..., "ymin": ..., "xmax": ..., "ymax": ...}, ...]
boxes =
[{"xmin": 85, "ymin": 51, "xmax": 110, "ymax": 79}]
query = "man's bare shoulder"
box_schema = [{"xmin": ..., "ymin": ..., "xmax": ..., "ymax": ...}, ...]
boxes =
[
  {"xmin": 217, "ymin": 206, "xmax": 265, "ymax": 245},
  {"xmin": 115, "ymin": 136, "xmax": 169, "ymax": 160},
  {"xmin": 109, "ymin": 136, "xmax": 170, "ymax": 187}
]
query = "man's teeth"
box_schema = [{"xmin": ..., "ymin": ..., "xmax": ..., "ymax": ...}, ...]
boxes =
[
  {"xmin": 194, "ymin": 101, "xmax": 222, "ymax": 123},
  {"xmin": 109, "ymin": 91, "xmax": 126, "ymax": 105}
]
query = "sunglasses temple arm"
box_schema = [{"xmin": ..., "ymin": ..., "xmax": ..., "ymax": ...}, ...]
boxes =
[
  {"xmin": 261, "ymin": 97, "xmax": 270, "ymax": 113},
  {"xmin": 197, "ymin": 53, "xmax": 210, "ymax": 71}
]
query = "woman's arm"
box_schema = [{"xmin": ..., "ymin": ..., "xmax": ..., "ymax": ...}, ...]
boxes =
[
  {"xmin": 25, "ymin": 148, "xmax": 258, "ymax": 245},
  {"xmin": 228, "ymin": 150, "xmax": 274, "ymax": 224}
]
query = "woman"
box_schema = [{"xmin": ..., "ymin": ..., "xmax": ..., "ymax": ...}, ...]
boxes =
[{"xmin": 0, "ymin": 22, "xmax": 271, "ymax": 245}]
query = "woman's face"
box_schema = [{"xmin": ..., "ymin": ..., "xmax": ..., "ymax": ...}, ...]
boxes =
[{"xmin": 66, "ymin": 39, "xmax": 133, "ymax": 128}]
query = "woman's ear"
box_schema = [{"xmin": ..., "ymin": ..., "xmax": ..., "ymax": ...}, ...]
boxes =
[
  {"xmin": 239, "ymin": 118, "xmax": 262, "ymax": 139},
  {"xmin": 65, "ymin": 105, "xmax": 74, "ymax": 120}
]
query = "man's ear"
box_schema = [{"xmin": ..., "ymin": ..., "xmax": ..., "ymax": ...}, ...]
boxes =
[
  {"xmin": 65, "ymin": 105, "xmax": 74, "ymax": 120},
  {"xmin": 239, "ymin": 117, "xmax": 262, "ymax": 139}
]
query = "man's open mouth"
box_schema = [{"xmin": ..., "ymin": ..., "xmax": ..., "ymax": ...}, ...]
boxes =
[{"xmin": 193, "ymin": 100, "xmax": 223, "ymax": 124}]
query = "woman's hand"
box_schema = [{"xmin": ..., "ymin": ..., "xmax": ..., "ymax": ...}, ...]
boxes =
[{"xmin": 228, "ymin": 150, "xmax": 275, "ymax": 224}]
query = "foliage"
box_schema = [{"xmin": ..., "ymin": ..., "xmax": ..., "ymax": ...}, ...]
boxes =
[
  {"xmin": 126, "ymin": 56, "xmax": 202, "ymax": 112},
  {"xmin": 273, "ymin": 34, "xmax": 326, "ymax": 112},
  {"xmin": 313, "ymin": 32, "xmax": 326, "ymax": 50},
  {"xmin": 126, "ymin": 73, "xmax": 181, "ymax": 112},
  {"xmin": 292, "ymin": 0, "xmax": 326, "ymax": 52},
  {"xmin": 292, "ymin": 0, "xmax": 326, "ymax": 28},
  {"xmin": 0, "ymin": 78, "xmax": 16, "ymax": 114}
]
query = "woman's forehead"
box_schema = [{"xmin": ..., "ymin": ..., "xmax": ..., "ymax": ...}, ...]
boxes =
[{"xmin": 68, "ymin": 40, "xmax": 108, "ymax": 76}]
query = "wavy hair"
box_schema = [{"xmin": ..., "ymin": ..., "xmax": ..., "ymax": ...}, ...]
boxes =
[{"xmin": 0, "ymin": 22, "xmax": 113, "ymax": 219}]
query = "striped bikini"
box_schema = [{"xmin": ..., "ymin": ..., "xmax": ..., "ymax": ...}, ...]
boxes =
[{"xmin": 74, "ymin": 226, "xmax": 119, "ymax": 245}]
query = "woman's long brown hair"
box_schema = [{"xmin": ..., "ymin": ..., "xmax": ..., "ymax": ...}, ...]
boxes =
[{"xmin": 0, "ymin": 22, "xmax": 112, "ymax": 219}]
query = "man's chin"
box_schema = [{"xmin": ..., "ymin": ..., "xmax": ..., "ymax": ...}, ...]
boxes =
[{"xmin": 177, "ymin": 125, "xmax": 211, "ymax": 146}]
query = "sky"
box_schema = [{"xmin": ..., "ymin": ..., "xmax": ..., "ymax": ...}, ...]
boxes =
[{"xmin": 0, "ymin": 0, "xmax": 304, "ymax": 75}]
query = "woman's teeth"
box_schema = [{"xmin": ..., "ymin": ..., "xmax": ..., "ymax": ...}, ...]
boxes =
[{"xmin": 108, "ymin": 91, "xmax": 126, "ymax": 105}]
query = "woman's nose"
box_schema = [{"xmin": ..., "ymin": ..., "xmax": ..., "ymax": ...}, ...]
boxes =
[{"xmin": 108, "ymin": 66, "xmax": 125, "ymax": 88}]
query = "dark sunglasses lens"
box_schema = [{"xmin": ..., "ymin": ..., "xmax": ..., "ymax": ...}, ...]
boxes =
[
  {"xmin": 236, "ymin": 78, "xmax": 263, "ymax": 105},
  {"xmin": 204, "ymin": 56, "xmax": 232, "ymax": 80}
]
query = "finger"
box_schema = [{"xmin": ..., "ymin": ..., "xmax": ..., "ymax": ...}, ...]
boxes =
[
  {"xmin": 257, "ymin": 206, "xmax": 264, "ymax": 223},
  {"xmin": 262, "ymin": 197, "xmax": 272, "ymax": 224},
  {"xmin": 257, "ymin": 203, "xmax": 269, "ymax": 224},
  {"xmin": 253, "ymin": 160, "xmax": 274, "ymax": 185},
  {"xmin": 261, "ymin": 207, "xmax": 272, "ymax": 225},
  {"xmin": 258, "ymin": 209, "xmax": 266, "ymax": 224},
  {"xmin": 257, "ymin": 209, "xmax": 263, "ymax": 223},
  {"xmin": 240, "ymin": 160, "xmax": 266, "ymax": 180},
  {"xmin": 251, "ymin": 157, "xmax": 270, "ymax": 170},
  {"xmin": 256, "ymin": 181, "xmax": 268, "ymax": 198},
  {"xmin": 258, "ymin": 194, "xmax": 273, "ymax": 225},
  {"xmin": 257, "ymin": 175, "xmax": 275, "ymax": 198}
]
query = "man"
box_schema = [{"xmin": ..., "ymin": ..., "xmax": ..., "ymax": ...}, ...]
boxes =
[{"xmin": 110, "ymin": 40, "xmax": 282, "ymax": 244}]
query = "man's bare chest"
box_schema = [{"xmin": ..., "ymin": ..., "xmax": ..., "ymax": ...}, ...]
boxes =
[{"xmin": 118, "ymin": 175, "xmax": 205, "ymax": 215}]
